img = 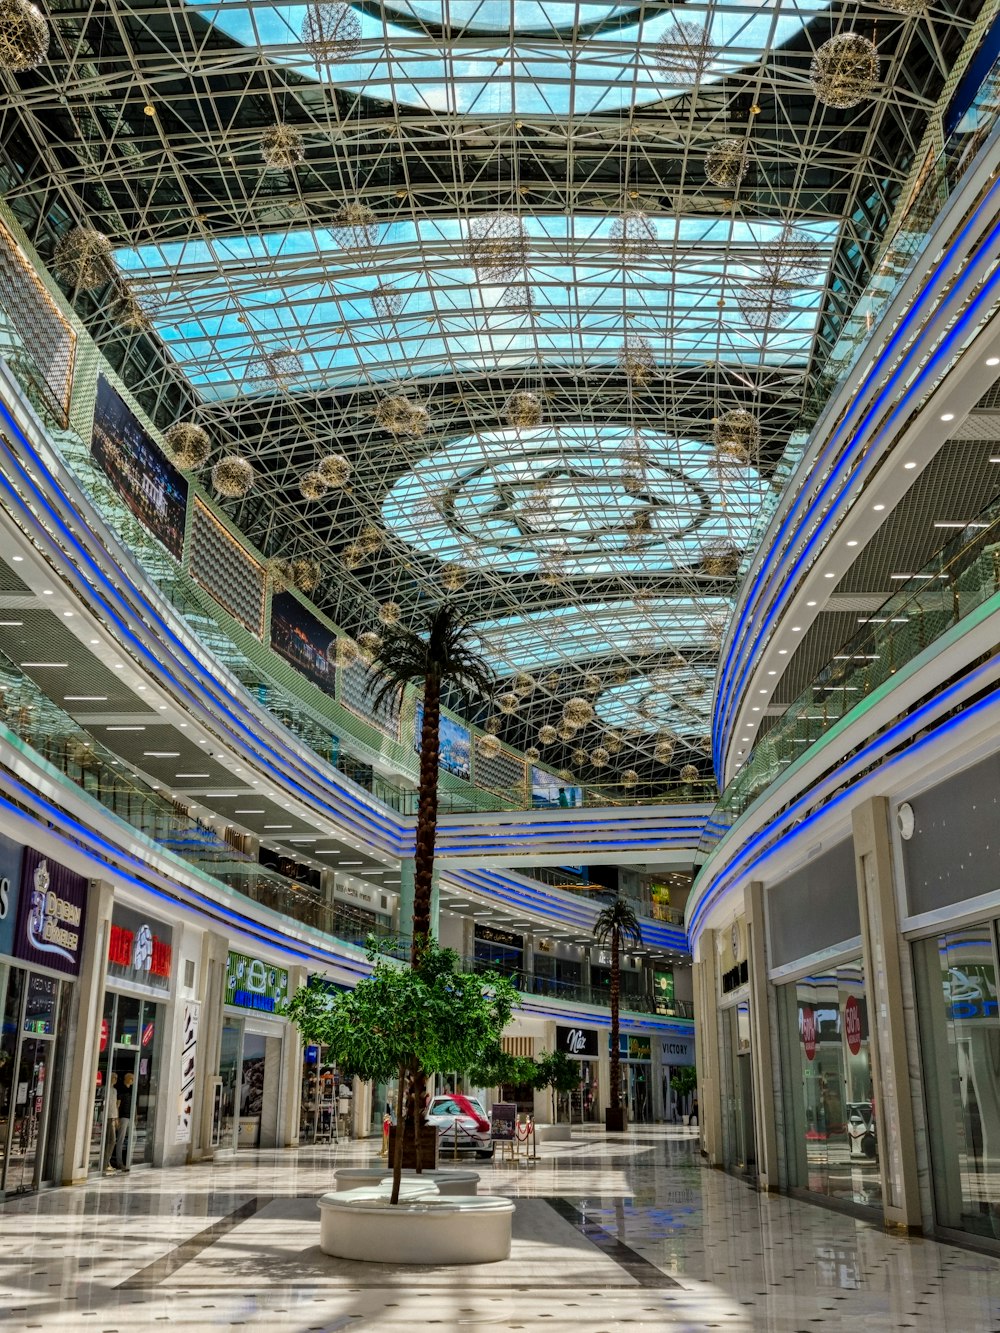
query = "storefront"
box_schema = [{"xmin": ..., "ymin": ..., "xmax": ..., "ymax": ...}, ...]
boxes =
[
  {"xmin": 0, "ymin": 842, "xmax": 87, "ymax": 1196},
  {"xmin": 610, "ymin": 1033, "xmax": 654, "ymax": 1123},
  {"xmin": 661, "ymin": 1033, "xmax": 696, "ymax": 1122},
  {"xmin": 554, "ymin": 1023, "xmax": 599, "ymax": 1122},
  {"xmin": 215, "ymin": 949, "xmax": 290, "ymax": 1150},
  {"xmin": 297, "ymin": 976, "xmax": 356, "ymax": 1143},
  {"xmin": 474, "ymin": 924, "xmax": 523, "ymax": 975},
  {"xmin": 89, "ymin": 902, "xmax": 173, "ymax": 1173}
]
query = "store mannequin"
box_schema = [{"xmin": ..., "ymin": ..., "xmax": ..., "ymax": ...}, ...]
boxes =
[{"xmin": 113, "ymin": 1071, "xmax": 135, "ymax": 1171}]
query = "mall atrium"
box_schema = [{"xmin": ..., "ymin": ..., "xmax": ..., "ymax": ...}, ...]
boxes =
[{"xmin": 0, "ymin": 0, "xmax": 998, "ymax": 1327}]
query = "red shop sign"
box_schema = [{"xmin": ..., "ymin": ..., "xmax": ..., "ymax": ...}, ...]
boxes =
[
  {"xmin": 99, "ymin": 1017, "xmax": 109, "ymax": 1053},
  {"xmin": 801, "ymin": 1005, "xmax": 816, "ymax": 1061},
  {"xmin": 845, "ymin": 996, "xmax": 862, "ymax": 1056}
]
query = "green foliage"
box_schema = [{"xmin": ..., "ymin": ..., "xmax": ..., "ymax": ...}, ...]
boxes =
[
  {"xmin": 536, "ymin": 1048, "xmax": 581, "ymax": 1096},
  {"xmin": 466, "ymin": 1043, "xmax": 543, "ymax": 1090},
  {"xmin": 670, "ymin": 1066, "xmax": 698, "ymax": 1099},
  {"xmin": 366, "ymin": 602, "xmax": 497, "ymax": 712},
  {"xmin": 281, "ymin": 940, "xmax": 519, "ymax": 1089},
  {"xmin": 593, "ymin": 896, "xmax": 643, "ymax": 950}
]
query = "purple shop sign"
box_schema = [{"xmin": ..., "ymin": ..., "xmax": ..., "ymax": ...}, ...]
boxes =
[{"xmin": 14, "ymin": 848, "xmax": 88, "ymax": 977}]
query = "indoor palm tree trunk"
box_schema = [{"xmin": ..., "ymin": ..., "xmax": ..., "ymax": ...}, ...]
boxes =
[
  {"xmin": 412, "ymin": 669, "xmax": 441, "ymax": 959},
  {"xmin": 609, "ymin": 925, "xmax": 621, "ymax": 1112}
]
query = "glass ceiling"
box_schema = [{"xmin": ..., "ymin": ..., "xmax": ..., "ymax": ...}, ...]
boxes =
[
  {"xmin": 116, "ymin": 216, "xmax": 837, "ymax": 400},
  {"xmin": 383, "ymin": 426, "xmax": 770, "ymax": 576},
  {"xmin": 475, "ymin": 596, "xmax": 731, "ymax": 672},
  {"xmin": 192, "ymin": 1, "xmax": 830, "ymax": 116},
  {"xmin": 596, "ymin": 671, "xmax": 713, "ymax": 737}
]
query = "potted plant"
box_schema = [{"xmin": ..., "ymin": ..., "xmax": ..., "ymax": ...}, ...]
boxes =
[
  {"xmin": 593, "ymin": 894, "xmax": 643, "ymax": 1132},
  {"xmin": 670, "ymin": 1065, "xmax": 698, "ymax": 1124},
  {"xmin": 536, "ymin": 1049, "xmax": 582, "ymax": 1126}
]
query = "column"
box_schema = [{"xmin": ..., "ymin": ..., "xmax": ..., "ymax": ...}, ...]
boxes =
[
  {"xmin": 150, "ymin": 921, "xmax": 205, "ymax": 1169},
  {"xmin": 852, "ymin": 796, "xmax": 921, "ymax": 1230},
  {"xmin": 693, "ymin": 929, "xmax": 723, "ymax": 1166},
  {"xmin": 195, "ymin": 930, "xmax": 231, "ymax": 1160},
  {"xmin": 745, "ymin": 880, "xmax": 780, "ymax": 1190},
  {"xmin": 61, "ymin": 878, "xmax": 114, "ymax": 1184},
  {"xmin": 278, "ymin": 963, "xmax": 307, "ymax": 1147}
]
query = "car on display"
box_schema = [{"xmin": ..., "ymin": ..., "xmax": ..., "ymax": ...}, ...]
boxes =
[{"xmin": 427, "ymin": 1093, "xmax": 494, "ymax": 1157}]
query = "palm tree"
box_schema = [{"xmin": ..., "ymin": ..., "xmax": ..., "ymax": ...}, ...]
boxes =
[
  {"xmin": 593, "ymin": 895, "xmax": 643, "ymax": 1131},
  {"xmin": 367, "ymin": 602, "xmax": 496, "ymax": 963}
]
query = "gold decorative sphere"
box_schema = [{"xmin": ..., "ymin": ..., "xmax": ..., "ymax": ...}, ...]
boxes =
[
  {"xmin": 164, "ymin": 422, "xmax": 210, "ymax": 470},
  {"xmin": 563, "ymin": 696, "xmax": 594, "ymax": 727},
  {"xmin": 374, "ymin": 394, "xmax": 430, "ymax": 438},
  {"xmin": 713, "ymin": 408, "xmax": 760, "ymax": 455},
  {"xmin": 590, "ymin": 746, "xmax": 610, "ymax": 768},
  {"xmin": 341, "ymin": 541, "xmax": 365, "ymax": 571},
  {"xmin": 697, "ymin": 734, "xmax": 713, "ymax": 754},
  {"xmin": 261, "ymin": 123, "xmax": 305, "ymax": 170},
  {"xmin": 211, "ymin": 455, "xmax": 255, "ymax": 499},
  {"xmin": 477, "ymin": 732, "xmax": 502, "ymax": 760},
  {"xmin": 621, "ymin": 769, "xmax": 639, "ymax": 788},
  {"xmin": 357, "ymin": 524, "xmax": 382, "ymax": 555},
  {"xmin": 525, "ymin": 746, "xmax": 540, "ymax": 762},
  {"xmin": 317, "ymin": 452, "xmax": 351, "ymax": 487},
  {"xmin": 680, "ymin": 763, "xmax": 700, "ymax": 783},
  {"xmin": 538, "ymin": 724, "xmax": 558, "ymax": 745},
  {"xmin": 466, "ymin": 213, "xmax": 529, "ymax": 282},
  {"xmin": 291, "ymin": 557, "xmax": 321, "ymax": 592},
  {"xmin": 572, "ymin": 747, "xmax": 588, "ymax": 768},
  {"xmin": 299, "ymin": 470, "xmax": 328, "ymax": 500},
  {"xmin": 604, "ymin": 730, "xmax": 623, "ymax": 754},
  {"xmin": 333, "ymin": 201, "xmax": 378, "ymax": 250},
  {"xmin": 556, "ymin": 720, "xmax": 579, "ymax": 742},
  {"xmin": 371, "ymin": 282, "xmax": 403, "ymax": 320},
  {"xmin": 440, "ymin": 562, "xmax": 468, "ymax": 593},
  {"xmin": 53, "ymin": 226, "xmax": 113, "ymax": 291},
  {"xmin": 617, "ymin": 335, "xmax": 656, "ymax": 386},
  {"xmin": 583, "ymin": 673, "xmax": 601, "ymax": 694},
  {"xmin": 0, "ymin": 0, "xmax": 49, "ymax": 72},
  {"xmin": 498, "ymin": 692, "xmax": 519, "ymax": 714},
  {"xmin": 109, "ymin": 284, "xmax": 154, "ymax": 331},
  {"xmin": 654, "ymin": 19, "xmax": 715, "ymax": 84},
  {"xmin": 504, "ymin": 390, "xmax": 543, "ymax": 429},
  {"xmin": 557, "ymin": 769, "xmax": 574, "ymax": 783},
  {"xmin": 810, "ymin": 33, "xmax": 880, "ymax": 110},
  {"xmin": 358, "ymin": 630, "xmax": 382, "ymax": 659},
  {"xmin": 609, "ymin": 209, "xmax": 658, "ymax": 262},
  {"xmin": 330, "ymin": 637, "xmax": 357, "ymax": 669},
  {"xmin": 301, "ymin": 2, "xmax": 362, "ymax": 62},
  {"xmin": 252, "ymin": 347, "xmax": 302, "ymax": 390},
  {"xmin": 269, "ymin": 558, "xmax": 294, "ymax": 591},
  {"xmin": 377, "ymin": 600, "xmax": 401, "ymax": 626},
  {"xmin": 702, "ymin": 542, "xmax": 741, "ymax": 577},
  {"xmin": 705, "ymin": 137, "xmax": 748, "ymax": 189},
  {"xmin": 513, "ymin": 672, "xmax": 535, "ymax": 697},
  {"xmin": 876, "ymin": 0, "xmax": 926, "ymax": 10},
  {"xmin": 654, "ymin": 743, "xmax": 675, "ymax": 764}
]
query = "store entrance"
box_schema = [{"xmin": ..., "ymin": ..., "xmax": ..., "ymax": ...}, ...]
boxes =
[
  {"xmin": 90, "ymin": 991, "xmax": 162, "ymax": 1174},
  {"xmin": 0, "ymin": 967, "xmax": 64, "ymax": 1195},
  {"xmin": 217, "ymin": 1018, "xmax": 282, "ymax": 1150}
]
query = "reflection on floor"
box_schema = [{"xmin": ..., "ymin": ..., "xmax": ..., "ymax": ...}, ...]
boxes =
[{"xmin": 0, "ymin": 1126, "xmax": 998, "ymax": 1330}]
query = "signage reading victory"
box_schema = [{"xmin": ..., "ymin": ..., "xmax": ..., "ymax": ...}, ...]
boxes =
[
  {"xmin": 556, "ymin": 1024, "xmax": 598, "ymax": 1058},
  {"xmin": 14, "ymin": 849, "xmax": 87, "ymax": 977}
]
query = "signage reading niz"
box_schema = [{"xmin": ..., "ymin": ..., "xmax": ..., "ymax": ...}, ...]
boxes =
[{"xmin": 556, "ymin": 1024, "xmax": 598, "ymax": 1057}]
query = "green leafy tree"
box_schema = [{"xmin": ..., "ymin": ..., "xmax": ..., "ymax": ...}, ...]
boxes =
[
  {"xmin": 282, "ymin": 941, "xmax": 518, "ymax": 1204},
  {"xmin": 670, "ymin": 1065, "xmax": 697, "ymax": 1102},
  {"xmin": 367, "ymin": 603, "xmax": 496, "ymax": 962},
  {"xmin": 593, "ymin": 895, "xmax": 643, "ymax": 1121},
  {"xmin": 535, "ymin": 1049, "xmax": 581, "ymax": 1124}
]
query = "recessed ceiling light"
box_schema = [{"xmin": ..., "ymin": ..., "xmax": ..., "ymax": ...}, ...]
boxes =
[
  {"xmin": 767, "ymin": 670, "xmax": 776, "ymax": 676},
  {"xmin": 144, "ymin": 751, "xmax": 180, "ymax": 758},
  {"xmin": 940, "ymin": 413, "xmax": 955, "ymax": 422},
  {"xmin": 792, "ymin": 626, "xmax": 801, "ymax": 632},
  {"xmin": 758, "ymin": 688, "xmax": 767, "ymax": 694},
  {"xmin": 64, "ymin": 695, "xmax": 107, "ymax": 701},
  {"xmin": 41, "ymin": 589, "xmax": 53, "ymax": 596},
  {"xmin": 21, "ymin": 661, "xmax": 67, "ymax": 668},
  {"xmin": 904, "ymin": 461, "xmax": 917, "ymax": 469},
  {"xmin": 806, "ymin": 600, "xmax": 816, "ymax": 607},
  {"xmin": 176, "ymin": 773, "xmax": 210, "ymax": 779},
  {"xmin": 846, "ymin": 540, "xmax": 858, "ymax": 547},
  {"xmin": 235, "ymin": 809, "xmax": 266, "ymax": 814},
  {"xmin": 988, "ymin": 357, "xmax": 1000, "ymax": 366},
  {"xmin": 823, "ymin": 572, "xmax": 835, "ymax": 579},
  {"xmin": 751, "ymin": 706, "xmax": 760, "ymax": 712},
  {"xmin": 106, "ymin": 725, "xmax": 145, "ymax": 731},
  {"xmin": 778, "ymin": 649, "xmax": 788, "ymax": 655},
  {"xmin": 0, "ymin": 620, "xmax": 22, "ymax": 626},
  {"xmin": 873, "ymin": 504, "xmax": 885, "ymax": 511},
  {"xmin": 11, "ymin": 556, "xmax": 23, "ymax": 562},
  {"xmin": 264, "ymin": 824, "xmax": 293, "ymax": 829},
  {"xmin": 62, "ymin": 610, "xmax": 73, "ymax": 618}
]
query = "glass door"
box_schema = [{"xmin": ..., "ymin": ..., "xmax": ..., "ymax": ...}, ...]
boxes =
[{"xmin": 0, "ymin": 969, "xmax": 63, "ymax": 1195}]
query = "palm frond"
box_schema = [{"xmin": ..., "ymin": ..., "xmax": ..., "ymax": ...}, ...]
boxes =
[
  {"xmin": 593, "ymin": 896, "xmax": 643, "ymax": 949},
  {"xmin": 366, "ymin": 602, "xmax": 496, "ymax": 713}
]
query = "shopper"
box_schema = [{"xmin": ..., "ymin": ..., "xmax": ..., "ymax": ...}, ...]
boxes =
[
  {"xmin": 102, "ymin": 1074, "xmax": 120, "ymax": 1176},
  {"xmin": 113, "ymin": 1072, "xmax": 135, "ymax": 1171}
]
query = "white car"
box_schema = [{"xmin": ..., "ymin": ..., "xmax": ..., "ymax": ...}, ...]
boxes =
[{"xmin": 427, "ymin": 1094, "xmax": 494, "ymax": 1158}]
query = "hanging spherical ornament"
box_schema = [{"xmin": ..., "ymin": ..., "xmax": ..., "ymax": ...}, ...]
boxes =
[
  {"xmin": 713, "ymin": 408, "xmax": 760, "ymax": 456},
  {"xmin": 654, "ymin": 19, "xmax": 715, "ymax": 84},
  {"xmin": 292, "ymin": 557, "xmax": 321, "ymax": 592},
  {"xmin": 875, "ymin": 0, "xmax": 927, "ymax": 11},
  {"xmin": 358, "ymin": 630, "xmax": 382, "ymax": 659},
  {"xmin": 439, "ymin": 562, "xmax": 468, "ymax": 594},
  {"xmin": 687, "ymin": 678, "xmax": 707, "ymax": 699},
  {"xmin": 371, "ymin": 282, "xmax": 403, "ymax": 320},
  {"xmin": 617, "ymin": 334, "xmax": 656, "ymax": 386},
  {"xmin": 557, "ymin": 720, "xmax": 579, "ymax": 742},
  {"xmin": 738, "ymin": 282, "xmax": 793, "ymax": 330},
  {"xmin": 261, "ymin": 123, "xmax": 305, "ymax": 170},
  {"xmin": 539, "ymin": 559, "xmax": 566, "ymax": 587},
  {"xmin": 583, "ymin": 673, "xmax": 601, "ymax": 694},
  {"xmin": 704, "ymin": 137, "xmax": 749, "ymax": 189},
  {"xmin": 498, "ymin": 692, "xmax": 519, "ymax": 715},
  {"xmin": 269, "ymin": 557, "xmax": 294, "ymax": 592},
  {"xmin": 0, "ymin": 0, "xmax": 49, "ymax": 72},
  {"xmin": 333, "ymin": 201, "xmax": 379, "ymax": 250},
  {"xmin": 504, "ymin": 390, "xmax": 543, "ymax": 429},
  {"xmin": 301, "ymin": 1, "xmax": 362, "ymax": 63},
  {"xmin": 810, "ymin": 33, "xmax": 880, "ymax": 110},
  {"xmin": 680, "ymin": 763, "xmax": 700, "ymax": 783},
  {"xmin": 697, "ymin": 734, "xmax": 713, "ymax": 755},
  {"xmin": 557, "ymin": 769, "xmax": 574, "ymax": 783},
  {"xmin": 212, "ymin": 455, "xmax": 255, "ymax": 499},
  {"xmin": 299, "ymin": 470, "xmax": 328, "ymax": 500},
  {"xmin": 525, "ymin": 746, "xmax": 540, "ymax": 762},
  {"xmin": 477, "ymin": 732, "xmax": 502, "ymax": 760},
  {"xmin": 571, "ymin": 747, "xmax": 588, "ymax": 768},
  {"xmin": 378, "ymin": 600, "xmax": 401, "ymax": 626},
  {"xmin": 542, "ymin": 672, "xmax": 561, "ymax": 690},
  {"xmin": 590, "ymin": 746, "xmax": 610, "ymax": 769},
  {"xmin": 631, "ymin": 585, "xmax": 656, "ymax": 605},
  {"xmin": 609, "ymin": 208, "xmax": 658, "ymax": 263},
  {"xmin": 654, "ymin": 740, "xmax": 675, "ymax": 764},
  {"xmin": 374, "ymin": 394, "xmax": 430, "ymax": 438},
  {"xmin": 484, "ymin": 716, "xmax": 502, "ymax": 735},
  {"xmin": 501, "ymin": 283, "xmax": 535, "ymax": 312},
  {"xmin": 538, "ymin": 724, "xmax": 558, "ymax": 746},
  {"xmin": 513, "ymin": 672, "xmax": 535, "ymax": 698},
  {"xmin": 53, "ymin": 226, "xmax": 113, "ymax": 291},
  {"xmin": 251, "ymin": 346, "xmax": 303, "ymax": 392},
  {"xmin": 621, "ymin": 769, "xmax": 639, "ymax": 788},
  {"xmin": 108, "ymin": 283, "xmax": 154, "ymax": 332},
  {"xmin": 332, "ymin": 637, "xmax": 358, "ymax": 669},
  {"xmin": 317, "ymin": 452, "xmax": 351, "ymax": 487},
  {"xmin": 164, "ymin": 422, "xmax": 210, "ymax": 471},
  {"xmin": 341, "ymin": 541, "xmax": 365, "ymax": 571},
  {"xmin": 702, "ymin": 541, "xmax": 742, "ymax": 577},
  {"xmin": 604, "ymin": 730, "xmax": 623, "ymax": 754},
  {"xmin": 613, "ymin": 666, "xmax": 632, "ymax": 685},
  {"xmin": 466, "ymin": 212, "xmax": 529, "ymax": 283},
  {"xmin": 357, "ymin": 524, "xmax": 382, "ymax": 555},
  {"xmin": 563, "ymin": 696, "xmax": 594, "ymax": 727}
]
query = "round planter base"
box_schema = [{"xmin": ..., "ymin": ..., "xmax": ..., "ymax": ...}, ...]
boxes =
[
  {"xmin": 318, "ymin": 1190, "xmax": 514, "ymax": 1265},
  {"xmin": 334, "ymin": 1167, "xmax": 480, "ymax": 1196},
  {"xmin": 533, "ymin": 1123, "xmax": 572, "ymax": 1143}
]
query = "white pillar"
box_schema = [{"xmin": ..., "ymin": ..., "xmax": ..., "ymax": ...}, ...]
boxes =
[
  {"xmin": 693, "ymin": 929, "xmax": 722, "ymax": 1166},
  {"xmin": 61, "ymin": 879, "xmax": 114, "ymax": 1184},
  {"xmin": 745, "ymin": 880, "xmax": 779, "ymax": 1190}
]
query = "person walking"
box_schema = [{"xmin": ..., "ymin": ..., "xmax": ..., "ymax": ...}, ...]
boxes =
[
  {"xmin": 102, "ymin": 1073, "xmax": 120, "ymax": 1175},
  {"xmin": 112, "ymin": 1071, "xmax": 136, "ymax": 1171}
]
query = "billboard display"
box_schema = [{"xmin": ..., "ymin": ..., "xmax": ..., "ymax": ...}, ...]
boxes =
[
  {"xmin": 414, "ymin": 702, "xmax": 471, "ymax": 780},
  {"xmin": 530, "ymin": 766, "xmax": 582, "ymax": 809},
  {"xmin": 270, "ymin": 590, "xmax": 336, "ymax": 696}
]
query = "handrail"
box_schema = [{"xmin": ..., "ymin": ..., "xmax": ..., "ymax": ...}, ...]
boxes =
[{"xmin": 708, "ymin": 496, "xmax": 1000, "ymax": 845}]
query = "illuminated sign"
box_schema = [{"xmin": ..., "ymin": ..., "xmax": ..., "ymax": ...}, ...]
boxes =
[
  {"xmin": 225, "ymin": 950, "xmax": 289, "ymax": 1013},
  {"xmin": 107, "ymin": 904, "xmax": 173, "ymax": 991},
  {"xmin": 14, "ymin": 850, "xmax": 87, "ymax": 977}
]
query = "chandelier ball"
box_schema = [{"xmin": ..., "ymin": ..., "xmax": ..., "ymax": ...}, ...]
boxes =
[
  {"xmin": 477, "ymin": 732, "xmax": 502, "ymax": 760},
  {"xmin": 698, "ymin": 734, "xmax": 713, "ymax": 754},
  {"xmin": 654, "ymin": 19, "xmax": 714, "ymax": 84},
  {"xmin": 333, "ymin": 201, "xmax": 378, "ymax": 250},
  {"xmin": 358, "ymin": 630, "xmax": 382, "ymax": 658},
  {"xmin": 680, "ymin": 763, "xmax": 700, "ymax": 783},
  {"xmin": 357, "ymin": 523, "xmax": 381, "ymax": 555},
  {"xmin": 498, "ymin": 692, "xmax": 519, "ymax": 714},
  {"xmin": 876, "ymin": 0, "xmax": 927, "ymax": 11},
  {"xmin": 713, "ymin": 408, "xmax": 760, "ymax": 455},
  {"xmin": 53, "ymin": 226, "xmax": 113, "ymax": 291},
  {"xmin": 341, "ymin": 541, "xmax": 364, "ymax": 571},
  {"xmin": 483, "ymin": 715, "xmax": 502, "ymax": 735},
  {"xmin": 501, "ymin": 283, "xmax": 535, "ymax": 312},
  {"xmin": 604, "ymin": 730, "xmax": 623, "ymax": 754},
  {"xmin": 251, "ymin": 347, "xmax": 303, "ymax": 391},
  {"xmin": 301, "ymin": 2, "xmax": 362, "ymax": 62},
  {"xmin": 538, "ymin": 724, "xmax": 558, "ymax": 745},
  {"xmin": 702, "ymin": 542, "xmax": 741, "ymax": 577},
  {"xmin": 317, "ymin": 452, "xmax": 351, "ymax": 487},
  {"xmin": 164, "ymin": 422, "xmax": 210, "ymax": 470},
  {"xmin": 617, "ymin": 335, "xmax": 656, "ymax": 386},
  {"xmin": 261, "ymin": 123, "xmax": 305, "ymax": 170},
  {"xmin": 377, "ymin": 600, "xmax": 401, "ymax": 626},
  {"xmin": 513, "ymin": 672, "xmax": 535, "ymax": 698},
  {"xmin": 654, "ymin": 741, "xmax": 675, "ymax": 764},
  {"xmin": 292, "ymin": 558, "xmax": 321, "ymax": 592},
  {"xmin": 466, "ymin": 212, "xmax": 529, "ymax": 283},
  {"xmin": 590, "ymin": 746, "xmax": 610, "ymax": 768},
  {"xmin": 810, "ymin": 33, "xmax": 880, "ymax": 110},
  {"xmin": 269, "ymin": 558, "xmax": 293, "ymax": 591},
  {"xmin": 330, "ymin": 637, "xmax": 356, "ymax": 669},
  {"xmin": 374, "ymin": 394, "xmax": 430, "ymax": 438},
  {"xmin": 572, "ymin": 747, "xmax": 588, "ymax": 768},
  {"xmin": 211, "ymin": 455, "xmax": 255, "ymax": 499},
  {"xmin": 0, "ymin": 0, "xmax": 48, "ymax": 72},
  {"xmin": 705, "ymin": 137, "xmax": 748, "ymax": 189},
  {"xmin": 539, "ymin": 560, "xmax": 566, "ymax": 586},
  {"xmin": 504, "ymin": 390, "xmax": 543, "ymax": 430},
  {"xmin": 563, "ymin": 696, "xmax": 594, "ymax": 727},
  {"xmin": 556, "ymin": 720, "xmax": 579, "ymax": 742},
  {"xmin": 609, "ymin": 209, "xmax": 658, "ymax": 262},
  {"xmin": 371, "ymin": 282, "xmax": 403, "ymax": 320},
  {"xmin": 299, "ymin": 470, "xmax": 328, "ymax": 500},
  {"xmin": 621, "ymin": 769, "xmax": 639, "ymax": 788},
  {"xmin": 557, "ymin": 769, "xmax": 574, "ymax": 783},
  {"xmin": 583, "ymin": 673, "xmax": 601, "ymax": 694},
  {"xmin": 109, "ymin": 284, "xmax": 153, "ymax": 332},
  {"xmin": 525, "ymin": 746, "xmax": 540, "ymax": 762}
]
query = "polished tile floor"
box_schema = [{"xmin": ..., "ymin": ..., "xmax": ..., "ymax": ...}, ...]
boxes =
[{"xmin": 1, "ymin": 1126, "xmax": 998, "ymax": 1331}]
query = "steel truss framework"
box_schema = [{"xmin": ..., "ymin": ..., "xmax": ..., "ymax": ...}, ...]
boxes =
[{"xmin": 0, "ymin": 0, "xmax": 978, "ymax": 791}]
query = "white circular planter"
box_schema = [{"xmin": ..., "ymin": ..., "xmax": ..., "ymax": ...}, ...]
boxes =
[
  {"xmin": 533, "ymin": 1123, "xmax": 572, "ymax": 1143},
  {"xmin": 334, "ymin": 1167, "xmax": 480, "ymax": 1196},
  {"xmin": 318, "ymin": 1190, "xmax": 514, "ymax": 1265}
]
